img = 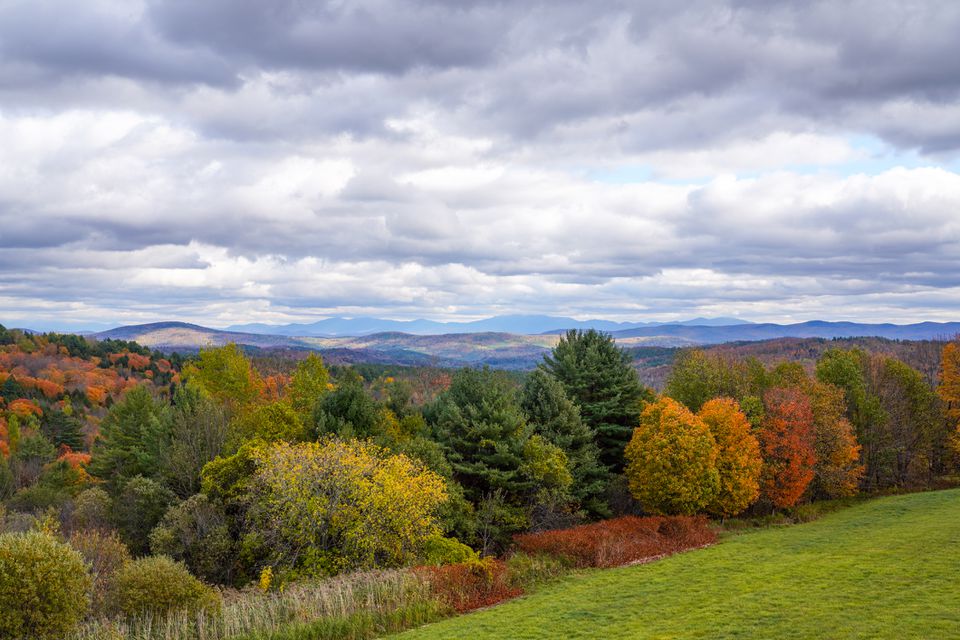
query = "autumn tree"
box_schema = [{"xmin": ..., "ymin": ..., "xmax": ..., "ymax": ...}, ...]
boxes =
[
  {"xmin": 288, "ymin": 353, "xmax": 330, "ymax": 422},
  {"xmin": 624, "ymin": 397, "xmax": 719, "ymax": 515},
  {"xmin": 759, "ymin": 387, "xmax": 816, "ymax": 508},
  {"xmin": 541, "ymin": 329, "xmax": 652, "ymax": 471},
  {"xmin": 182, "ymin": 343, "xmax": 264, "ymax": 411},
  {"xmin": 227, "ymin": 400, "xmax": 306, "ymax": 452},
  {"xmin": 697, "ymin": 398, "xmax": 762, "ymax": 517},
  {"xmin": 937, "ymin": 340, "xmax": 960, "ymax": 464},
  {"xmin": 808, "ymin": 382, "xmax": 863, "ymax": 498},
  {"xmin": 665, "ymin": 350, "xmax": 766, "ymax": 412},
  {"xmin": 520, "ymin": 369, "xmax": 609, "ymax": 517},
  {"xmin": 247, "ymin": 439, "xmax": 447, "ymax": 577}
]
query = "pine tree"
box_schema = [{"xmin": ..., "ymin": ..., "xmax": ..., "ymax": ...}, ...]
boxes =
[
  {"xmin": 520, "ymin": 369, "xmax": 610, "ymax": 517},
  {"xmin": 540, "ymin": 329, "xmax": 652, "ymax": 471}
]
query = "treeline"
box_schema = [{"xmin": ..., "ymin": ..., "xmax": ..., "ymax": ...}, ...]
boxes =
[{"xmin": 2, "ymin": 326, "xmax": 960, "ymax": 639}]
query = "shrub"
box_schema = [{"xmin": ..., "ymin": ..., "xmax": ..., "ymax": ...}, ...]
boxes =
[
  {"xmin": 149, "ymin": 493, "xmax": 236, "ymax": 584},
  {"xmin": 512, "ymin": 515, "xmax": 716, "ymax": 568},
  {"xmin": 112, "ymin": 475, "xmax": 177, "ymax": 554},
  {"xmin": 504, "ymin": 551, "xmax": 571, "ymax": 589},
  {"xmin": 71, "ymin": 486, "xmax": 112, "ymax": 531},
  {"xmin": 109, "ymin": 555, "xmax": 221, "ymax": 618},
  {"xmin": 420, "ymin": 535, "xmax": 478, "ymax": 566},
  {"xmin": 69, "ymin": 530, "xmax": 131, "ymax": 615},
  {"xmin": 416, "ymin": 557, "xmax": 522, "ymax": 613},
  {"xmin": 0, "ymin": 530, "xmax": 91, "ymax": 639}
]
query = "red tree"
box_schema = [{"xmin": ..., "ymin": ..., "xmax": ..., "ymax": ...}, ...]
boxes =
[{"xmin": 760, "ymin": 387, "xmax": 816, "ymax": 508}]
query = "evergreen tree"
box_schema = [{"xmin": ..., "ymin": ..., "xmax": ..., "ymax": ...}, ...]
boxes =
[
  {"xmin": 540, "ymin": 329, "xmax": 652, "ymax": 471},
  {"xmin": 520, "ymin": 369, "xmax": 610, "ymax": 517},
  {"xmin": 41, "ymin": 410, "xmax": 85, "ymax": 451},
  {"xmin": 427, "ymin": 367, "xmax": 532, "ymax": 504},
  {"xmin": 313, "ymin": 370, "xmax": 384, "ymax": 439},
  {"xmin": 89, "ymin": 385, "xmax": 171, "ymax": 491}
]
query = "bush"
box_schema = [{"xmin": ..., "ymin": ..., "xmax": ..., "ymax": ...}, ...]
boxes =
[
  {"xmin": 112, "ymin": 475, "xmax": 177, "ymax": 554},
  {"xmin": 420, "ymin": 535, "xmax": 478, "ymax": 566},
  {"xmin": 415, "ymin": 557, "xmax": 522, "ymax": 613},
  {"xmin": 504, "ymin": 551, "xmax": 571, "ymax": 589},
  {"xmin": 69, "ymin": 530, "xmax": 131, "ymax": 614},
  {"xmin": 71, "ymin": 487, "xmax": 112, "ymax": 531},
  {"xmin": 149, "ymin": 493, "xmax": 236, "ymax": 584},
  {"xmin": 512, "ymin": 515, "xmax": 716, "ymax": 568},
  {"xmin": 0, "ymin": 530, "xmax": 91, "ymax": 639},
  {"xmin": 109, "ymin": 555, "xmax": 221, "ymax": 618}
]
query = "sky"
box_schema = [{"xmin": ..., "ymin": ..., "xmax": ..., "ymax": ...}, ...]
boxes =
[{"xmin": 2, "ymin": 0, "xmax": 960, "ymax": 331}]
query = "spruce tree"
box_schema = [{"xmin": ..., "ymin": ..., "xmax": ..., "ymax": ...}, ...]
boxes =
[{"xmin": 541, "ymin": 329, "xmax": 652, "ymax": 472}]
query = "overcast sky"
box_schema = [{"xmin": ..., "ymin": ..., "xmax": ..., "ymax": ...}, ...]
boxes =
[{"xmin": 2, "ymin": 0, "xmax": 960, "ymax": 330}]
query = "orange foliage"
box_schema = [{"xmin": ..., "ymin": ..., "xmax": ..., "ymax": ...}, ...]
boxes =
[
  {"xmin": 512, "ymin": 515, "xmax": 715, "ymax": 568},
  {"xmin": 760, "ymin": 387, "xmax": 816, "ymax": 508},
  {"xmin": 86, "ymin": 386, "xmax": 108, "ymax": 404},
  {"xmin": 698, "ymin": 398, "xmax": 762, "ymax": 516},
  {"xmin": 262, "ymin": 374, "xmax": 289, "ymax": 402},
  {"xmin": 415, "ymin": 558, "xmax": 521, "ymax": 613},
  {"xmin": 58, "ymin": 446, "xmax": 92, "ymax": 469},
  {"xmin": 8, "ymin": 398, "xmax": 42, "ymax": 418}
]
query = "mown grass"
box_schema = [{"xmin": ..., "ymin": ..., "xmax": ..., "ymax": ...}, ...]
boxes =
[{"xmin": 395, "ymin": 488, "xmax": 960, "ymax": 639}]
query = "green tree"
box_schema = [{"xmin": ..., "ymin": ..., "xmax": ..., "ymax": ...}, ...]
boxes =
[
  {"xmin": 89, "ymin": 385, "xmax": 171, "ymax": 491},
  {"xmin": 182, "ymin": 343, "xmax": 263, "ymax": 410},
  {"xmin": 227, "ymin": 401, "xmax": 306, "ymax": 452},
  {"xmin": 313, "ymin": 370, "xmax": 385, "ymax": 439},
  {"xmin": 520, "ymin": 369, "xmax": 609, "ymax": 517},
  {"xmin": 288, "ymin": 353, "xmax": 330, "ymax": 422},
  {"xmin": 41, "ymin": 410, "xmax": 84, "ymax": 451},
  {"xmin": 160, "ymin": 384, "xmax": 229, "ymax": 498},
  {"xmin": 541, "ymin": 329, "xmax": 652, "ymax": 471},
  {"xmin": 149, "ymin": 494, "xmax": 235, "ymax": 585},
  {"xmin": 111, "ymin": 475, "xmax": 177, "ymax": 555}
]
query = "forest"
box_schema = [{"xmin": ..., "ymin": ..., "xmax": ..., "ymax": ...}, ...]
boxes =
[{"xmin": 1, "ymin": 322, "xmax": 959, "ymax": 639}]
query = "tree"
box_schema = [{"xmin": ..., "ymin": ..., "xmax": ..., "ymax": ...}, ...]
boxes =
[
  {"xmin": 149, "ymin": 494, "xmax": 235, "ymax": 584},
  {"xmin": 182, "ymin": 343, "xmax": 264, "ymax": 410},
  {"xmin": 698, "ymin": 398, "xmax": 762, "ymax": 517},
  {"xmin": 111, "ymin": 475, "xmax": 177, "ymax": 555},
  {"xmin": 89, "ymin": 385, "xmax": 170, "ymax": 491},
  {"xmin": 160, "ymin": 384, "xmax": 229, "ymax": 498},
  {"xmin": 41, "ymin": 410, "xmax": 84, "ymax": 451},
  {"xmin": 624, "ymin": 397, "xmax": 719, "ymax": 515},
  {"xmin": 227, "ymin": 400, "xmax": 306, "ymax": 452},
  {"xmin": 288, "ymin": 353, "xmax": 330, "ymax": 422},
  {"xmin": 760, "ymin": 387, "xmax": 816, "ymax": 508},
  {"xmin": 541, "ymin": 329, "xmax": 652, "ymax": 471},
  {"xmin": 313, "ymin": 370, "xmax": 386, "ymax": 439},
  {"xmin": 247, "ymin": 439, "xmax": 447, "ymax": 577},
  {"xmin": 666, "ymin": 350, "xmax": 766, "ymax": 412},
  {"xmin": 808, "ymin": 382, "xmax": 863, "ymax": 499},
  {"xmin": 428, "ymin": 368, "xmax": 532, "ymax": 504},
  {"xmin": 520, "ymin": 369, "xmax": 609, "ymax": 518}
]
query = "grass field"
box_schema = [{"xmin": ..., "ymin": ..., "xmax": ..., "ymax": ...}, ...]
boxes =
[{"xmin": 395, "ymin": 489, "xmax": 960, "ymax": 639}]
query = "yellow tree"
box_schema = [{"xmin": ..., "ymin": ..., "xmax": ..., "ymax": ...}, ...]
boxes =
[
  {"xmin": 624, "ymin": 397, "xmax": 719, "ymax": 515},
  {"xmin": 938, "ymin": 341, "xmax": 960, "ymax": 462},
  {"xmin": 698, "ymin": 398, "xmax": 762, "ymax": 517},
  {"xmin": 183, "ymin": 344, "xmax": 264, "ymax": 411}
]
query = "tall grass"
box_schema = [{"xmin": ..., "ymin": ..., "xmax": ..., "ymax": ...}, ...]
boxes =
[{"xmin": 69, "ymin": 569, "xmax": 438, "ymax": 640}]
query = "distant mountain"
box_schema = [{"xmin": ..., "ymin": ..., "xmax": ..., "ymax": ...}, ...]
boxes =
[
  {"xmin": 226, "ymin": 314, "xmax": 752, "ymax": 337},
  {"xmin": 610, "ymin": 321, "xmax": 960, "ymax": 344},
  {"xmin": 88, "ymin": 319, "xmax": 959, "ymax": 371}
]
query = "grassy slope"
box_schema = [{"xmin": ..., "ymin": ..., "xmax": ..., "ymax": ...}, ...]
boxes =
[{"xmin": 396, "ymin": 489, "xmax": 960, "ymax": 639}]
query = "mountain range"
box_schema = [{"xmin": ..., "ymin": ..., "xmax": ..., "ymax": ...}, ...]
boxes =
[
  {"xmin": 86, "ymin": 318, "xmax": 960, "ymax": 370},
  {"xmin": 225, "ymin": 315, "xmax": 751, "ymax": 337}
]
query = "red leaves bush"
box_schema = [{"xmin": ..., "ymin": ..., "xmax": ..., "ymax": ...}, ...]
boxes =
[
  {"xmin": 415, "ymin": 558, "xmax": 522, "ymax": 613},
  {"xmin": 512, "ymin": 515, "xmax": 715, "ymax": 568}
]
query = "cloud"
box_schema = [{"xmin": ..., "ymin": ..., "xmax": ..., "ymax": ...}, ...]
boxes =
[{"xmin": 1, "ymin": 0, "xmax": 959, "ymax": 328}]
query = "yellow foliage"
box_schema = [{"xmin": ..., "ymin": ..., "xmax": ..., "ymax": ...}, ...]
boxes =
[{"xmin": 698, "ymin": 398, "xmax": 762, "ymax": 516}]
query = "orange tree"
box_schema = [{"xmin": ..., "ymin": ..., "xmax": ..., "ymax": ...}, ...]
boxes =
[
  {"xmin": 760, "ymin": 387, "xmax": 816, "ymax": 508},
  {"xmin": 697, "ymin": 397, "xmax": 761, "ymax": 517}
]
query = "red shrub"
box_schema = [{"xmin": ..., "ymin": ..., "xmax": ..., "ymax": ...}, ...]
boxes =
[
  {"xmin": 415, "ymin": 558, "xmax": 522, "ymax": 613},
  {"xmin": 512, "ymin": 515, "xmax": 715, "ymax": 568}
]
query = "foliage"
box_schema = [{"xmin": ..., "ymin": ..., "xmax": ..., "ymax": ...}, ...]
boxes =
[
  {"xmin": 416, "ymin": 557, "xmax": 522, "ymax": 613},
  {"xmin": 288, "ymin": 353, "xmax": 331, "ymax": 422},
  {"xmin": 149, "ymin": 493, "xmax": 236, "ymax": 584},
  {"xmin": 512, "ymin": 514, "xmax": 715, "ymax": 568},
  {"xmin": 0, "ymin": 530, "xmax": 91, "ymax": 639},
  {"xmin": 108, "ymin": 555, "xmax": 220, "ymax": 618},
  {"xmin": 428, "ymin": 368, "xmax": 532, "ymax": 505},
  {"xmin": 760, "ymin": 387, "xmax": 816, "ymax": 508},
  {"xmin": 247, "ymin": 439, "xmax": 448, "ymax": 577},
  {"xmin": 420, "ymin": 535, "xmax": 479, "ymax": 566},
  {"xmin": 41, "ymin": 409, "xmax": 85, "ymax": 450},
  {"xmin": 698, "ymin": 397, "xmax": 762, "ymax": 517},
  {"xmin": 228, "ymin": 400, "xmax": 307, "ymax": 451},
  {"xmin": 111, "ymin": 475, "xmax": 177, "ymax": 554},
  {"xmin": 541, "ymin": 329, "xmax": 653, "ymax": 471},
  {"xmin": 665, "ymin": 350, "xmax": 765, "ymax": 412},
  {"xmin": 161, "ymin": 383, "xmax": 230, "ymax": 497},
  {"xmin": 69, "ymin": 530, "xmax": 131, "ymax": 615},
  {"xmin": 520, "ymin": 369, "xmax": 609, "ymax": 517},
  {"xmin": 313, "ymin": 370, "xmax": 386, "ymax": 439},
  {"xmin": 89, "ymin": 385, "xmax": 171, "ymax": 490},
  {"xmin": 624, "ymin": 397, "xmax": 719, "ymax": 515},
  {"xmin": 183, "ymin": 343, "xmax": 264, "ymax": 410},
  {"xmin": 71, "ymin": 486, "xmax": 113, "ymax": 531},
  {"xmin": 808, "ymin": 382, "xmax": 864, "ymax": 498}
]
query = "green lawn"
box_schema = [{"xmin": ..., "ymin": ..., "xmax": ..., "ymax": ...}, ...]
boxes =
[{"xmin": 395, "ymin": 489, "xmax": 960, "ymax": 639}]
